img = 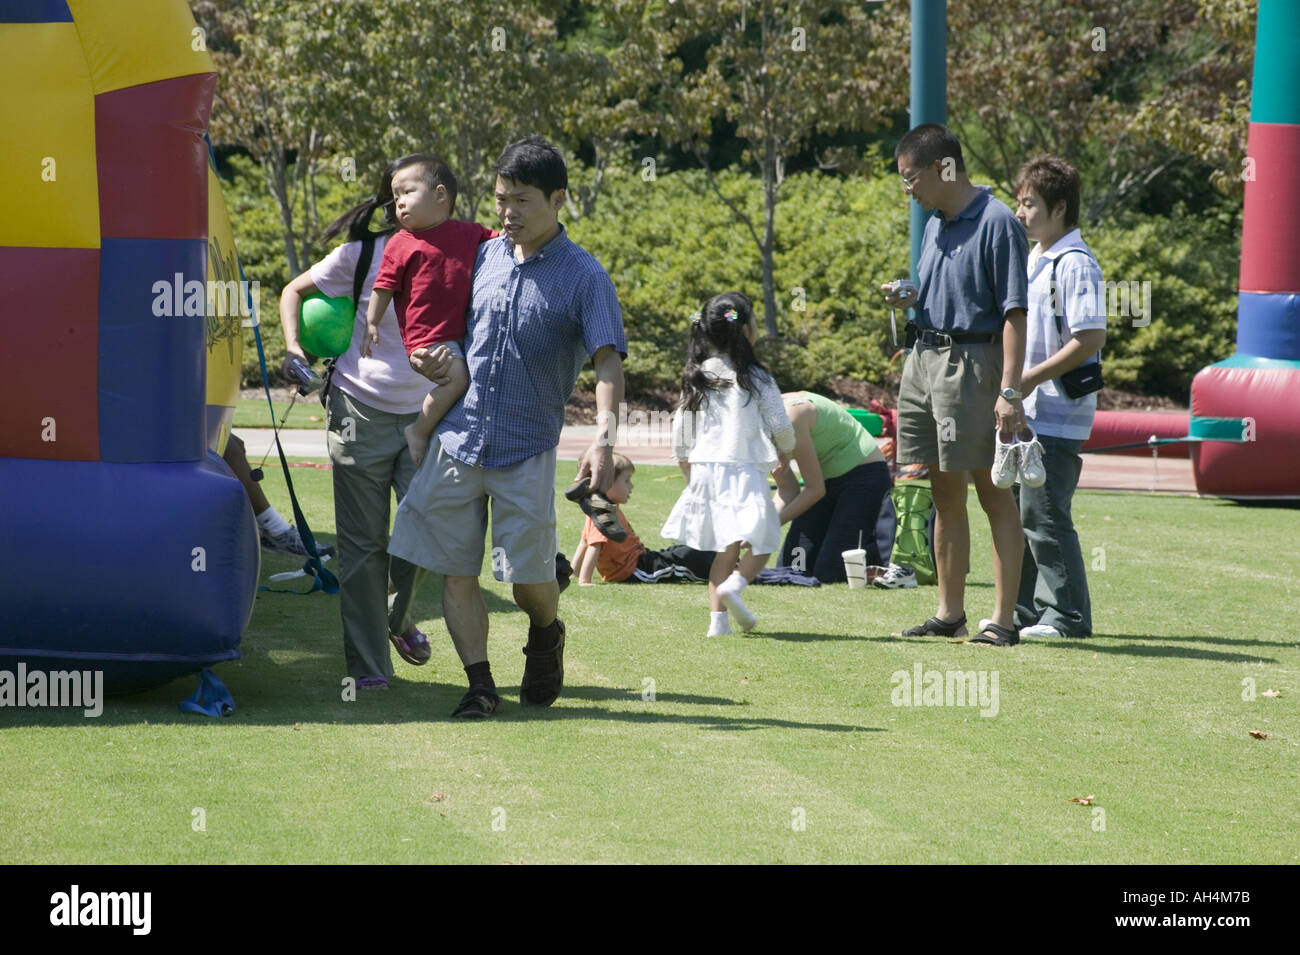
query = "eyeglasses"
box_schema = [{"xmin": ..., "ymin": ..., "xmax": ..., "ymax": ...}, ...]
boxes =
[{"xmin": 900, "ymin": 169, "xmax": 922, "ymax": 193}]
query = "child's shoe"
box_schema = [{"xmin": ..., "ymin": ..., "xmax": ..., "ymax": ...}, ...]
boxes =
[
  {"xmin": 706, "ymin": 610, "xmax": 733, "ymax": 638},
  {"xmin": 717, "ymin": 572, "xmax": 756, "ymax": 631},
  {"xmin": 1016, "ymin": 433, "xmax": 1047, "ymax": 488},
  {"xmin": 991, "ymin": 430, "xmax": 1020, "ymax": 489}
]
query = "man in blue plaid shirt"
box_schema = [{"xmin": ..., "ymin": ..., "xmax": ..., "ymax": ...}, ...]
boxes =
[{"xmin": 389, "ymin": 137, "xmax": 626, "ymax": 718}]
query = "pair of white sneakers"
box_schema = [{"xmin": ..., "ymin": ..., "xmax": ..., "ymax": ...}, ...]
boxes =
[{"xmin": 992, "ymin": 429, "xmax": 1047, "ymax": 489}]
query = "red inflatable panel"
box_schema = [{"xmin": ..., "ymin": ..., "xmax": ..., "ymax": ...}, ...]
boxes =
[
  {"xmin": 1082, "ymin": 410, "xmax": 1190, "ymax": 459},
  {"xmin": 1191, "ymin": 363, "xmax": 1300, "ymax": 499},
  {"xmin": 1240, "ymin": 123, "xmax": 1300, "ymax": 294},
  {"xmin": 0, "ymin": 246, "xmax": 100, "ymax": 461},
  {"xmin": 94, "ymin": 73, "xmax": 214, "ymax": 239}
]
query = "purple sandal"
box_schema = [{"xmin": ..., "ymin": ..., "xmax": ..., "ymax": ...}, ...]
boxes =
[{"xmin": 390, "ymin": 627, "xmax": 431, "ymax": 666}]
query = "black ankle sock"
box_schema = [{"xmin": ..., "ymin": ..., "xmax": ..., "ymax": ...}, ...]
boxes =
[
  {"xmin": 465, "ymin": 661, "xmax": 494, "ymax": 689},
  {"xmin": 527, "ymin": 619, "xmax": 561, "ymax": 651}
]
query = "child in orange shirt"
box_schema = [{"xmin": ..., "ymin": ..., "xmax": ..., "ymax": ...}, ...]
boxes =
[{"xmin": 573, "ymin": 453, "xmax": 714, "ymax": 584}]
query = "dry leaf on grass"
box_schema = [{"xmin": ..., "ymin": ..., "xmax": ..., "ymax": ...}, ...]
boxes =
[
  {"xmin": 1070, "ymin": 794, "xmax": 1096, "ymax": 805},
  {"xmin": 428, "ymin": 792, "xmax": 446, "ymax": 802},
  {"xmin": 1262, "ymin": 689, "xmax": 1281, "ymax": 698},
  {"xmin": 1248, "ymin": 729, "xmax": 1269, "ymax": 740}
]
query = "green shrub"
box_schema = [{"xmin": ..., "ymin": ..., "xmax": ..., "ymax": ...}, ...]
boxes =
[{"xmin": 224, "ymin": 156, "xmax": 1241, "ymax": 402}]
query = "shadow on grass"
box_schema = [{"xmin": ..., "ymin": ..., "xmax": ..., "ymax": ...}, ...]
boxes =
[
  {"xmin": 1043, "ymin": 635, "xmax": 1287, "ymax": 664},
  {"xmin": 2, "ymin": 680, "xmax": 878, "ymax": 734},
  {"xmin": 747, "ymin": 631, "xmax": 878, "ymax": 643}
]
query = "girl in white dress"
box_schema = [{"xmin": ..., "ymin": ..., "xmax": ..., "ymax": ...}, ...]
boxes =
[{"xmin": 661, "ymin": 292, "xmax": 796, "ymax": 636}]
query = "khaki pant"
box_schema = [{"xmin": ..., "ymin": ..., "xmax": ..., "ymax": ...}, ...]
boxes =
[{"xmin": 327, "ymin": 388, "xmax": 427, "ymax": 679}]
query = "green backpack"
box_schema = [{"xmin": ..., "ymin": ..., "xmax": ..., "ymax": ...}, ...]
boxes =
[{"xmin": 890, "ymin": 482, "xmax": 937, "ymax": 585}]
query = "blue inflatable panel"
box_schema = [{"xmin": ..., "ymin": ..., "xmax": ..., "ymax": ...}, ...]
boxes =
[
  {"xmin": 0, "ymin": 0, "xmax": 71, "ymax": 22},
  {"xmin": 1237, "ymin": 291, "xmax": 1300, "ymax": 361},
  {"xmin": 98, "ymin": 238, "xmax": 208, "ymax": 463},
  {"xmin": 0, "ymin": 452, "xmax": 259, "ymax": 674}
]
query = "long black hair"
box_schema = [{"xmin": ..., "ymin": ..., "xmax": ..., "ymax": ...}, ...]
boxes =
[
  {"xmin": 678, "ymin": 291, "xmax": 772, "ymax": 412},
  {"xmin": 319, "ymin": 159, "xmax": 402, "ymax": 244}
]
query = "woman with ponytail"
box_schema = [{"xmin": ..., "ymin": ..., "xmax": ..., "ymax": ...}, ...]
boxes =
[{"xmin": 277, "ymin": 160, "xmax": 434, "ymax": 689}]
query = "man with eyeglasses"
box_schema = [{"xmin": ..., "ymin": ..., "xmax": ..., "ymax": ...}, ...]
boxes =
[{"xmin": 879, "ymin": 123, "xmax": 1029, "ymax": 647}]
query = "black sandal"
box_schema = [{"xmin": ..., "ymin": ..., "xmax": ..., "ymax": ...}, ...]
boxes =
[
  {"xmin": 968, "ymin": 622, "xmax": 1020, "ymax": 647},
  {"xmin": 564, "ymin": 477, "xmax": 627, "ymax": 542},
  {"xmin": 900, "ymin": 614, "xmax": 967, "ymax": 637},
  {"xmin": 451, "ymin": 686, "xmax": 501, "ymax": 718}
]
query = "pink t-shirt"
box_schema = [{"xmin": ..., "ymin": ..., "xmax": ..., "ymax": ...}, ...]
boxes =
[{"xmin": 309, "ymin": 236, "xmax": 429, "ymax": 415}]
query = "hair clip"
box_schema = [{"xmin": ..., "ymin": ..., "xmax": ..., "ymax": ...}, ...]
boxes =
[
  {"xmin": 689, "ymin": 311, "xmax": 702, "ymax": 325},
  {"xmin": 724, "ymin": 309, "xmax": 739, "ymax": 322}
]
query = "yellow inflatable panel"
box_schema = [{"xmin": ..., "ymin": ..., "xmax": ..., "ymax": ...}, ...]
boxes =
[
  {"xmin": 66, "ymin": 0, "xmax": 215, "ymax": 94},
  {"xmin": 0, "ymin": 23, "xmax": 99, "ymax": 249},
  {"xmin": 205, "ymin": 164, "xmax": 244, "ymax": 455}
]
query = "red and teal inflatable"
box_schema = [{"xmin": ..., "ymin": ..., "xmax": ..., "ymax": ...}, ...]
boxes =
[{"xmin": 1189, "ymin": 0, "xmax": 1300, "ymax": 500}]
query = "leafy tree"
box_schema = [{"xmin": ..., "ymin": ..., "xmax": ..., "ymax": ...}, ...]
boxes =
[{"xmin": 600, "ymin": 0, "xmax": 905, "ymax": 337}]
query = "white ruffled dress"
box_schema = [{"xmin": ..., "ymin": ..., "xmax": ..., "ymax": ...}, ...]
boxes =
[{"xmin": 660, "ymin": 357, "xmax": 796, "ymax": 555}]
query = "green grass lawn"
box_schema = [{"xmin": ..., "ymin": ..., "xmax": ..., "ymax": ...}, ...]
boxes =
[
  {"xmin": 3, "ymin": 461, "xmax": 1298, "ymax": 864},
  {"xmin": 232, "ymin": 395, "xmax": 327, "ymax": 430}
]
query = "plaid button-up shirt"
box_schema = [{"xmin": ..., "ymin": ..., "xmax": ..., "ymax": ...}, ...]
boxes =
[{"xmin": 437, "ymin": 225, "xmax": 626, "ymax": 468}]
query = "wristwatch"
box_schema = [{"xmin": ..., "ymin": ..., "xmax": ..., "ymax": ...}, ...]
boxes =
[{"xmin": 999, "ymin": 387, "xmax": 1022, "ymax": 401}]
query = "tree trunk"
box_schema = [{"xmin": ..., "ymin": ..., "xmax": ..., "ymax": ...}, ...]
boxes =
[
  {"xmin": 266, "ymin": 150, "xmax": 299, "ymax": 278},
  {"xmin": 761, "ymin": 156, "xmax": 778, "ymax": 339}
]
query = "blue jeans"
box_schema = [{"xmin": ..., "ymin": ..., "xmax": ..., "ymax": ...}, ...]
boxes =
[
  {"xmin": 1014, "ymin": 434, "xmax": 1092, "ymax": 636},
  {"xmin": 780, "ymin": 460, "xmax": 892, "ymax": 583}
]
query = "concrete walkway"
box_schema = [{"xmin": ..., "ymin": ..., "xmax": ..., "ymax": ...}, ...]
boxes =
[{"xmin": 233, "ymin": 425, "xmax": 1198, "ymax": 495}]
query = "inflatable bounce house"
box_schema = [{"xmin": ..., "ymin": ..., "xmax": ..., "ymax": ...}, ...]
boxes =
[
  {"xmin": 1186, "ymin": 0, "xmax": 1300, "ymax": 501},
  {"xmin": 1085, "ymin": 0, "xmax": 1300, "ymax": 500},
  {"xmin": 0, "ymin": 0, "xmax": 259, "ymax": 693}
]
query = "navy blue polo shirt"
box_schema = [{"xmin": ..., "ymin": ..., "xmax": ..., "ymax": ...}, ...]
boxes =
[
  {"xmin": 914, "ymin": 186, "xmax": 1028, "ymax": 334},
  {"xmin": 437, "ymin": 224, "xmax": 626, "ymax": 468}
]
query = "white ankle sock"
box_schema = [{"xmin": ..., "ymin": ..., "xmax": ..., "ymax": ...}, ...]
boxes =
[
  {"xmin": 707, "ymin": 611, "xmax": 733, "ymax": 637},
  {"xmin": 256, "ymin": 507, "xmax": 291, "ymax": 535}
]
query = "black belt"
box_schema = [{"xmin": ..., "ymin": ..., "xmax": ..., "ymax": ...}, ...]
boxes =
[{"xmin": 910, "ymin": 326, "xmax": 1002, "ymax": 347}]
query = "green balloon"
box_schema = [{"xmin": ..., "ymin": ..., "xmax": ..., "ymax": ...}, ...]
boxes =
[{"xmin": 299, "ymin": 294, "xmax": 355, "ymax": 358}]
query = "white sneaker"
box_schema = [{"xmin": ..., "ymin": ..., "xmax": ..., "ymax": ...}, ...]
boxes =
[
  {"xmin": 991, "ymin": 431, "xmax": 1020, "ymax": 489},
  {"xmin": 872, "ymin": 563, "xmax": 917, "ymax": 589},
  {"xmin": 1019, "ymin": 624, "xmax": 1063, "ymax": 639},
  {"xmin": 706, "ymin": 610, "xmax": 734, "ymax": 638},
  {"xmin": 1017, "ymin": 436, "xmax": 1047, "ymax": 488},
  {"xmin": 717, "ymin": 574, "xmax": 756, "ymax": 631}
]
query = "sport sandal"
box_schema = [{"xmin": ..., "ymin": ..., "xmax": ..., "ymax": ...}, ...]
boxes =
[
  {"xmin": 901, "ymin": 614, "xmax": 967, "ymax": 637},
  {"xmin": 969, "ymin": 622, "xmax": 1020, "ymax": 647},
  {"xmin": 451, "ymin": 685, "xmax": 501, "ymax": 718},
  {"xmin": 564, "ymin": 477, "xmax": 627, "ymax": 542}
]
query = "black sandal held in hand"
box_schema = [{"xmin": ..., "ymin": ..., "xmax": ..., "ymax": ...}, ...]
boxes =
[
  {"xmin": 900, "ymin": 614, "xmax": 967, "ymax": 637},
  {"xmin": 564, "ymin": 477, "xmax": 627, "ymax": 543}
]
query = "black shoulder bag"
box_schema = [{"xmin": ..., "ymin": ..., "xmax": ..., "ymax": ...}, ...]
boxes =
[
  {"xmin": 1049, "ymin": 248, "xmax": 1104, "ymax": 400},
  {"xmin": 320, "ymin": 234, "xmax": 376, "ymax": 408}
]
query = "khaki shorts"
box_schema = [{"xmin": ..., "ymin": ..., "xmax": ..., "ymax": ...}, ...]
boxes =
[
  {"xmin": 896, "ymin": 341, "xmax": 1003, "ymax": 473},
  {"xmin": 387, "ymin": 443, "xmax": 558, "ymax": 584}
]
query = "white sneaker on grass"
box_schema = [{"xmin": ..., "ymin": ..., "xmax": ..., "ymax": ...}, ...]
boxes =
[
  {"xmin": 872, "ymin": 563, "xmax": 917, "ymax": 589},
  {"xmin": 716, "ymin": 573, "xmax": 756, "ymax": 631},
  {"xmin": 991, "ymin": 431, "xmax": 1020, "ymax": 489},
  {"xmin": 1019, "ymin": 624, "xmax": 1064, "ymax": 639}
]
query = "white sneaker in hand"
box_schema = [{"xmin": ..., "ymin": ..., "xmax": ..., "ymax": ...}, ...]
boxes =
[
  {"xmin": 1017, "ymin": 435, "xmax": 1047, "ymax": 488},
  {"xmin": 991, "ymin": 430, "xmax": 1020, "ymax": 489}
]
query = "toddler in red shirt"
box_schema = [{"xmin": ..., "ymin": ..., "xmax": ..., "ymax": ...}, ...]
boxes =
[{"xmin": 361, "ymin": 154, "xmax": 497, "ymax": 464}]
